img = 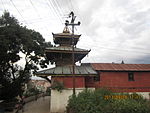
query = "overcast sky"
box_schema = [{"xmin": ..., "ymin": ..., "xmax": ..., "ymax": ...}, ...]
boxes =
[{"xmin": 0, "ymin": 0, "xmax": 150, "ymax": 64}]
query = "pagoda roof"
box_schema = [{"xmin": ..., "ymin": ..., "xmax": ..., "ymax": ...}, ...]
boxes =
[
  {"xmin": 52, "ymin": 33, "xmax": 81, "ymax": 38},
  {"xmin": 45, "ymin": 46, "xmax": 90, "ymax": 53},
  {"xmin": 36, "ymin": 63, "xmax": 97, "ymax": 77},
  {"xmin": 52, "ymin": 26, "xmax": 81, "ymax": 37}
]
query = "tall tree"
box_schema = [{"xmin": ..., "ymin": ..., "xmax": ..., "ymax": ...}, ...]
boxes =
[{"xmin": 0, "ymin": 11, "xmax": 51, "ymax": 101}]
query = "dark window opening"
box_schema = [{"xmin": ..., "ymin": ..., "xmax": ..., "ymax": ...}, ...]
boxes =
[
  {"xmin": 128, "ymin": 72, "xmax": 134, "ymax": 81},
  {"xmin": 94, "ymin": 74, "xmax": 100, "ymax": 82}
]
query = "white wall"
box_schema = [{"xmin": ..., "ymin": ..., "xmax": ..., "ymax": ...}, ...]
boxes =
[
  {"xmin": 50, "ymin": 89, "xmax": 150, "ymax": 113},
  {"xmin": 50, "ymin": 88, "xmax": 85, "ymax": 113}
]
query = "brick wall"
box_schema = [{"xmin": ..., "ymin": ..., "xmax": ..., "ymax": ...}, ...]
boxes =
[
  {"xmin": 96, "ymin": 71, "xmax": 150, "ymax": 92},
  {"xmin": 52, "ymin": 76, "xmax": 85, "ymax": 88}
]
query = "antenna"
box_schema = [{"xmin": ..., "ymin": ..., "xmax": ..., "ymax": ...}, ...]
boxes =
[{"xmin": 65, "ymin": 11, "xmax": 80, "ymax": 95}]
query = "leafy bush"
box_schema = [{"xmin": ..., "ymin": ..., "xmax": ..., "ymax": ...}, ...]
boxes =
[
  {"xmin": 51, "ymin": 80, "xmax": 65, "ymax": 93},
  {"xmin": 67, "ymin": 88, "xmax": 150, "ymax": 113},
  {"xmin": 111, "ymin": 99, "xmax": 150, "ymax": 113},
  {"xmin": 46, "ymin": 87, "xmax": 51, "ymax": 96},
  {"xmin": 23, "ymin": 87, "xmax": 42, "ymax": 97}
]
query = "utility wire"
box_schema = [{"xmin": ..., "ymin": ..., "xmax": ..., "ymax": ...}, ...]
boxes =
[
  {"xmin": 1, "ymin": 0, "xmax": 6, "ymax": 10},
  {"xmin": 48, "ymin": 0, "xmax": 63, "ymax": 24},
  {"xmin": 69, "ymin": 0, "xmax": 75, "ymax": 12},
  {"xmin": 52, "ymin": 0, "xmax": 64, "ymax": 23},
  {"xmin": 29, "ymin": 0, "xmax": 42, "ymax": 19},
  {"xmin": 45, "ymin": 0, "xmax": 60, "ymax": 23},
  {"xmin": 83, "ymin": 43, "xmax": 150, "ymax": 55},
  {"xmin": 99, "ymin": 46, "xmax": 150, "ymax": 54},
  {"xmin": 52, "ymin": 0, "xmax": 63, "ymax": 17},
  {"xmin": 29, "ymin": 0, "xmax": 50, "ymax": 32},
  {"xmin": 10, "ymin": 0, "xmax": 29, "ymax": 26},
  {"xmin": 55, "ymin": 0, "xmax": 65, "ymax": 14},
  {"xmin": 66, "ymin": 0, "xmax": 72, "ymax": 12},
  {"xmin": 19, "ymin": 16, "xmax": 55, "ymax": 23}
]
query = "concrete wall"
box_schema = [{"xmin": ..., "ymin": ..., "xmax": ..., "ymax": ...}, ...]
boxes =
[
  {"xmin": 50, "ymin": 88, "xmax": 150, "ymax": 113},
  {"xmin": 50, "ymin": 88, "xmax": 89, "ymax": 113}
]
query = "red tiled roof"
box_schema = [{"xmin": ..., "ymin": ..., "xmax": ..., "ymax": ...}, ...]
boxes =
[{"xmin": 91, "ymin": 63, "xmax": 150, "ymax": 71}]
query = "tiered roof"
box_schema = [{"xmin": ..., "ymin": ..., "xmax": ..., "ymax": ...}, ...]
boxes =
[
  {"xmin": 36, "ymin": 25, "xmax": 94, "ymax": 76},
  {"xmin": 45, "ymin": 26, "xmax": 90, "ymax": 66},
  {"xmin": 36, "ymin": 63, "xmax": 97, "ymax": 77},
  {"xmin": 52, "ymin": 26, "xmax": 81, "ymax": 45}
]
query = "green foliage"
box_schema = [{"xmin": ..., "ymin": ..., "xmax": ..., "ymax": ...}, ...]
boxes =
[
  {"xmin": 111, "ymin": 99, "xmax": 150, "ymax": 113},
  {"xmin": 67, "ymin": 88, "xmax": 150, "ymax": 113},
  {"xmin": 23, "ymin": 81, "xmax": 42, "ymax": 97},
  {"xmin": 46, "ymin": 87, "xmax": 51, "ymax": 96},
  {"xmin": 67, "ymin": 88, "xmax": 112, "ymax": 113},
  {"xmin": 0, "ymin": 11, "xmax": 52, "ymax": 101},
  {"xmin": 51, "ymin": 80, "xmax": 65, "ymax": 93},
  {"xmin": 23, "ymin": 87, "xmax": 42, "ymax": 97}
]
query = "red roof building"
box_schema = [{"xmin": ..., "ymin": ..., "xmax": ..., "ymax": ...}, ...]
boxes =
[
  {"xmin": 36, "ymin": 25, "xmax": 150, "ymax": 93},
  {"xmin": 37, "ymin": 63, "xmax": 150, "ymax": 92},
  {"xmin": 90, "ymin": 63, "xmax": 150, "ymax": 92},
  {"xmin": 36, "ymin": 16, "xmax": 150, "ymax": 113}
]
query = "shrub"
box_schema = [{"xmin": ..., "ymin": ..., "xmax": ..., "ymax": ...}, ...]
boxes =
[
  {"xmin": 23, "ymin": 87, "xmax": 42, "ymax": 97},
  {"xmin": 51, "ymin": 80, "xmax": 65, "ymax": 93},
  {"xmin": 46, "ymin": 87, "xmax": 51, "ymax": 96},
  {"xmin": 67, "ymin": 88, "xmax": 150, "ymax": 113},
  {"xmin": 111, "ymin": 98, "xmax": 150, "ymax": 113},
  {"xmin": 67, "ymin": 88, "xmax": 113, "ymax": 113}
]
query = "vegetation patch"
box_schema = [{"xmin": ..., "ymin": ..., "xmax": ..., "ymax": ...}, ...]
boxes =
[
  {"xmin": 51, "ymin": 80, "xmax": 65, "ymax": 93},
  {"xmin": 67, "ymin": 88, "xmax": 150, "ymax": 113}
]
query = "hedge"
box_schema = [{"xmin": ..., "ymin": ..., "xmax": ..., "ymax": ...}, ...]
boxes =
[{"xmin": 67, "ymin": 88, "xmax": 150, "ymax": 113}]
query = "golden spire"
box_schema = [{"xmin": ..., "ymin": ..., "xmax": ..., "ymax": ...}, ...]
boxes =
[{"xmin": 63, "ymin": 26, "xmax": 70, "ymax": 33}]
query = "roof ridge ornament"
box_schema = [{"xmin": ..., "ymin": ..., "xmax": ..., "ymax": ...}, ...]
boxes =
[{"xmin": 63, "ymin": 26, "xmax": 70, "ymax": 33}]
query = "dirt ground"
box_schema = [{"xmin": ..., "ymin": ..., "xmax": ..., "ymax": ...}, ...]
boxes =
[{"xmin": 5, "ymin": 96, "xmax": 50, "ymax": 113}]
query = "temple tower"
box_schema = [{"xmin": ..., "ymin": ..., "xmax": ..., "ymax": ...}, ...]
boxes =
[
  {"xmin": 45, "ymin": 25, "xmax": 90, "ymax": 66},
  {"xmin": 36, "ymin": 12, "xmax": 97, "ymax": 113}
]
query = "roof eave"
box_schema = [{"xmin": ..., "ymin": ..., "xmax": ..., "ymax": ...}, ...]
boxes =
[
  {"xmin": 36, "ymin": 73, "xmax": 97, "ymax": 77},
  {"xmin": 52, "ymin": 32, "xmax": 81, "ymax": 38},
  {"xmin": 96, "ymin": 70, "xmax": 150, "ymax": 72},
  {"xmin": 45, "ymin": 49, "xmax": 90, "ymax": 53}
]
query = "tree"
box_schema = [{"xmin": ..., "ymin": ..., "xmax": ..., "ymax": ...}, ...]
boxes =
[{"xmin": 0, "ymin": 11, "xmax": 52, "ymax": 101}]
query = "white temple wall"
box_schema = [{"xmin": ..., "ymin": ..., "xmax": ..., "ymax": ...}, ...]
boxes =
[
  {"xmin": 50, "ymin": 88, "xmax": 94, "ymax": 113},
  {"xmin": 50, "ymin": 88, "xmax": 150, "ymax": 113}
]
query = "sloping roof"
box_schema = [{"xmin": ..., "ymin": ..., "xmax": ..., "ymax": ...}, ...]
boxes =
[
  {"xmin": 36, "ymin": 63, "xmax": 97, "ymax": 77},
  {"xmin": 52, "ymin": 33, "xmax": 81, "ymax": 38},
  {"xmin": 91, "ymin": 63, "xmax": 150, "ymax": 71},
  {"xmin": 45, "ymin": 46, "xmax": 90, "ymax": 53}
]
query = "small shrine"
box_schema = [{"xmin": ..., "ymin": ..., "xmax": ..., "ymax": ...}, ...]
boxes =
[{"xmin": 36, "ymin": 12, "xmax": 97, "ymax": 113}]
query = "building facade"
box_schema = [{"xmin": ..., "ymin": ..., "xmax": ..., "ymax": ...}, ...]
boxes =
[
  {"xmin": 36, "ymin": 17, "xmax": 150, "ymax": 113},
  {"xmin": 88, "ymin": 63, "xmax": 150, "ymax": 92},
  {"xmin": 37, "ymin": 62, "xmax": 150, "ymax": 112},
  {"xmin": 36, "ymin": 26, "xmax": 97, "ymax": 113}
]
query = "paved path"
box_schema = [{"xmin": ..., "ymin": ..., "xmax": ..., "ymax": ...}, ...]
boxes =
[{"xmin": 7, "ymin": 96, "xmax": 50, "ymax": 113}]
